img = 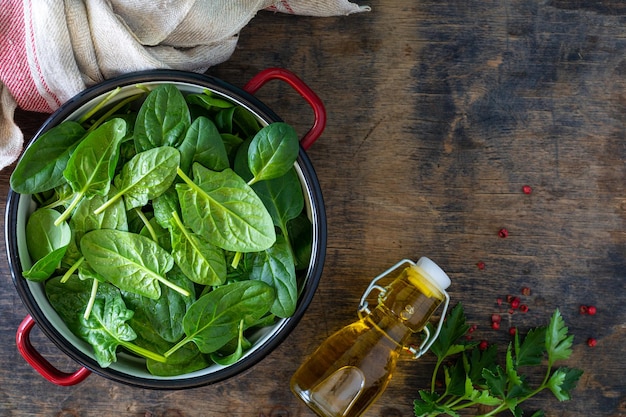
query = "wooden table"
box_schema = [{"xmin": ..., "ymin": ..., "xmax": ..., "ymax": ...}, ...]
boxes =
[{"xmin": 2, "ymin": 1, "xmax": 625, "ymax": 416}]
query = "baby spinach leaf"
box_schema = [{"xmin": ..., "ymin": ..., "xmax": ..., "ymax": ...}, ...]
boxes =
[
  {"xmin": 147, "ymin": 343, "xmax": 211, "ymax": 377},
  {"xmin": 176, "ymin": 164, "xmax": 275, "ymax": 252},
  {"xmin": 77, "ymin": 289, "xmax": 145, "ymax": 367},
  {"xmin": 152, "ymin": 187, "xmax": 180, "ymax": 230},
  {"xmin": 45, "ymin": 275, "xmax": 115, "ymax": 331},
  {"xmin": 80, "ymin": 229, "xmax": 186, "ymax": 299},
  {"xmin": 65, "ymin": 186, "xmax": 128, "ymax": 265},
  {"xmin": 134, "ymin": 84, "xmax": 190, "ymax": 152},
  {"xmin": 221, "ymin": 133, "xmax": 244, "ymax": 163},
  {"xmin": 165, "ymin": 280, "xmax": 274, "ymax": 357},
  {"xmin": 23, "ymin": 247, "xmax": 69, "ymax": 281},
  {"xmin": 26, "ymin": 208, "xmax": 71, "ymax": 262},
  {"xmin": 122, "ymin": 267, "xmax": 195, "ymax": 343},
  {"xmin": 139, "ymin": 215, "xmax": 172, "ymax": 252},
  {"xmin": 253, "ymin": 168, "xmax": 304, "ymax": 238},
  {"xmin": 215, "ymin": 106, "xmax": 260, "ymax": 138},
  {"xmin": 287, "ymin": 213, "xmax": 313, "ymax": 270},
  {"xmin": 247, "ymin": 122, "xmax": 299, "ymax": 185},
  {"xmin": 57, "ymin": 118, "xmax": 127, "ymax": 224},
  {"xmin": 178, "ymin": 116, "xmax": 229, "ymax": 175},
  {"xmin": 186, "ymin": 91, "xmax": 234, "ymax": 111},
  {"xmin": 47, "ymin": 276, "xmax": 164, "ymax": 366},
  {"xmin": 210, "ymin": 319, "xmax": 245, "ymax": 365},
  {"xmin": 96, "ymin": 146, "xmax": 180, "ymax": 214},
  {"xmin": 10, "ymin": 120, "xmax": 85, "ymax": 194},
  {"xmin": 250, "ymin": 235, "xmax": 298, "ymax": 318},
  {"xmin": 169, "ymin": 211, "xmax": 226, "ymax": 286}
]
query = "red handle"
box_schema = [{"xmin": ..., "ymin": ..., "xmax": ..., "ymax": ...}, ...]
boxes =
[
  {"xmin": 243, "ymin": 68, "xmax": 326, "ymax": 150},
  {"xmin": 16, "ymin": 315, "xmax": 91, "ymax": 386}
]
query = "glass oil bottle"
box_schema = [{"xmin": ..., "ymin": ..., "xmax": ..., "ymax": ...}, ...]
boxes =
[{"xmin": 290, "ymin": 257, "xmax": 451, "ymax": 417}]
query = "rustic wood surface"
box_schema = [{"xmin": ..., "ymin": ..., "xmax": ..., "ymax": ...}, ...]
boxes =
[{"xmin": 1, "ymin": 1, "xmax": 625, "ymax": 416}]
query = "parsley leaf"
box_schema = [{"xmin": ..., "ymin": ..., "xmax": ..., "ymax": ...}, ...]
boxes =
[{"xmin": 414, "ymin": 303, "xmax": 583, "ymax": 417}]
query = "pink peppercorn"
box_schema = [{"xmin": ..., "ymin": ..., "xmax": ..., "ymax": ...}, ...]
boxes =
[
  {"xmin": 498, "ymin": 228, "xmax": 509, "ymax": 238},
  {"xmin": 587, "ymin": 305, "xmax": 597, "ymax": 315},
  {"xmin": 521, "ymin": 287, "xmax": 531, "ymax": 296},
  {"xmin": 491, "ymin": 321, "xmax": 501, "ymax": 330},
  {"xmin": 509, "ymin": 327, "xmax": 517, "ymax": 336},
  {"xmin": 491, "ymin": 314, "xmax": 502, "ymax": 324},
  {"xmin": 477, "ymin": 261, "xmax": 485, "ymax": 270},
  {"xmin": 510, "ymin": 297, "xmax": 521, "ymax": 309},
  {"xmin": 479, "ymin": 340, "xmax": 489, "ymax": 351},
  {"xmin": 522, "ymin": 185, "xmax": 532, "ymax": 194},
  {"xmin": 579, "ymin": 305, "xmax": 588, "ymax": 315},
  {"xmin": 519, "ymin": 304, "xmax": 529, "ymax": 313},
  {"xmin": 587, "ymin": 338, "xmax": 597, "ymax": 347}
]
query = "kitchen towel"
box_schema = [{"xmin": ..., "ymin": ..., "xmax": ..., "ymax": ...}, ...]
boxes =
[{"xmin": 0, "ymin": 0, "xmax": 369, "ymax": 171}]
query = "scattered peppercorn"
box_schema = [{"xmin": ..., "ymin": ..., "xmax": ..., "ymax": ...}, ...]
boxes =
[
  {"xmin": 498, "ymin": 228, "xmax": 509, "ymax": 238},
  {"xmin": 491, "ymin": 314, "xmax": 502, "ymax": 324},
  {"xmin": 510, "ymin": 297, "xmax": 521, "ymax": 309},
  {"xmin": 521, "ymin": 287, "xmax": 531, "ymax": 296},
  {"xmin": 477, "ymin": 261, "xmax": 485, "ymax": 270},
  {"xmin": 587, "ymin": 305, "xmax": 597, "ymax": 315},
  {"xmin": 579, "ymin": 305, "xmax": 588, "ymax": 315},
  {"xmin": 509, "ymin": 327, "xmax": 517, "ymax": 336},
  {"xmin": 587, "ymin": 338, "xmax": 597, "ymax": 347},
  {"xmin": 478, "ymin": 340, "xmax": 489, "ymax": 351},
  {"xmin": 519, "ymin": 304, "xmax": 529, "ymax": 313},
  {"xmin": 522, "ymin": 185, "xmax": 532, "ymax": 194},
  {"xmin": 491, "ymin": 321, "xmax": 501, "ymax": 330}
]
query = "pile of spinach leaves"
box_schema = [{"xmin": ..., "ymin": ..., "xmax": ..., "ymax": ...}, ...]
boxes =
[{"xmin": 10, "ymin": 84, "xmax": 313, "ymax": 376}]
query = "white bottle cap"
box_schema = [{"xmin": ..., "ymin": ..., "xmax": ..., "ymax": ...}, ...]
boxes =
[{"xmin": 415, "ymin": 257, "xmax": 451, "ymax": 290}]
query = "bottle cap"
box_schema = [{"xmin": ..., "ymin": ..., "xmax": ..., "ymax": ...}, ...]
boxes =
[{"xmin": 415, "ymin": 257, "xmax": 451, "ymax": 290}]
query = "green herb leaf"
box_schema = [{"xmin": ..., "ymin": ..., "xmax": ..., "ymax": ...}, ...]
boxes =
[
  {"xmin": 545, "ymin": 309, "xmax": 574, "ymax": 366},
  {"xmin": 515, "ymin": 326, "xmax": 547, "ymax": 366},
  {"xmin": 483, "ymin": 365, "xmax": 507, "ymax": 399},
  {"xmin": 429, "ymin": 303, "xmax": 471, "ymax": 360},
  {"xmin": 547, "ymin": 367, "xmax": 584, "ymax": 401}
]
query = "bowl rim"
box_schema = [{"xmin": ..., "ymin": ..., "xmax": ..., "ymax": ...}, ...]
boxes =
[{"xmin": 5, "ymin": 69, "xmax": 327, "ymax": 389}]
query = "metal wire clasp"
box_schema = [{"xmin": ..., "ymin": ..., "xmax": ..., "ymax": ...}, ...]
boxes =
[{"xmin": 357, "ymin": 259, "xmax": 450, "ymax": 359}]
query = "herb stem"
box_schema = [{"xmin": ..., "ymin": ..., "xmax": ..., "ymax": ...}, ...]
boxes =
[
  {"xmin": 431, "ymin": 358, "xmax": 444, "ymax": 392},
  {"xmin": 164, "ymin": 336, "xmax": 191, "ymax": 358},
  {"xmin": 60, "ymin": 257, "xmax": 85, "ymax": 283},
  {"xmin": 154, "ymin": 272, "xmax": 191, "ymax": 298},
  {"xmin": 55, "ymin": 192, "xmax": 83, "ymax": 226},
  {"xmin": 93, "ymin": 188, "xmax": 125, "ymax": 215},
  {"xmin": 119, "ymin": 340, "xmax": 167, "ymax": 363},
  {"xmin": 85, "ymin": 93, "xmax": 142, "ymax": 133},
  {"xmin": 78, "ymin": 87, "xmax": 121, "ymax": 125},
  {"xmin": 83, "ymin": 279, "xmax": 99, "ymax": 320},
  {"xmin": 231, "ymin": 251, "xmax": 242, "ymax": 269},
  {"xmin": 134, "ymin": 208, "xmax": 158, "ymax": 242}
]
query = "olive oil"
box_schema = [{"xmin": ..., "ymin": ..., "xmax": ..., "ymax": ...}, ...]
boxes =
[{"xmin": 291, "ymin": 258, "xmax": 451, "ymax": 417}]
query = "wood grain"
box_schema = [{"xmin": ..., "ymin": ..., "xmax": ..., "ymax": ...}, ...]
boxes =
[{"xmin": 1, "ymin": 1, "xmax": 625, "ymax": 416}]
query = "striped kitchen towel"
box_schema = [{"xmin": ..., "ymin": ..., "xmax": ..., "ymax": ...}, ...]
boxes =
[{"xmin": 0, "ymin": 0, "xmax": 369, "ymax": 171}]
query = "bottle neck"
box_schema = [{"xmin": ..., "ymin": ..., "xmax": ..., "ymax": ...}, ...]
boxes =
[{"xmin": 364, "ymin": 307, "xmax": 413, "ymax": 349}]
